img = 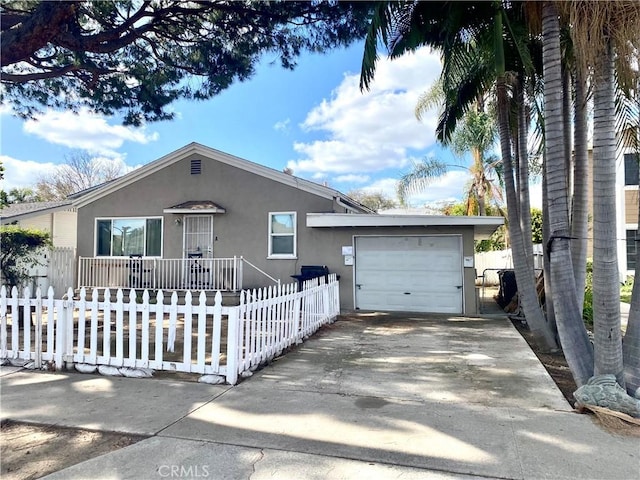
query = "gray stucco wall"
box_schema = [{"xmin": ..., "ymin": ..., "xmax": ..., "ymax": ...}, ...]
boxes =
[
  {"xmin": 303, "ymin": 226, "xmax": 478, "ymax": 315},
  {"xmin": 77, "ymin": 153, "xmax": 347, "ymax": 287},
  {"xmin": 77, "ymin": 153, "xmax": 479, "ymax": 315}
]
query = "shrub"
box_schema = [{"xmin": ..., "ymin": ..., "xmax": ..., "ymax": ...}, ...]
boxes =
[{"xmin": 0, "ymin": 225, "xmax": 51, "ymax": 288}]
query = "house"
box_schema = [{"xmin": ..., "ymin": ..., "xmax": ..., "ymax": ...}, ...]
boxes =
[
  {"xmin": 72, "ymin": 143, "xmax": 503, "ymax": 315},
  {"xmin": 622, "ymin": 150, "xmax": 638, "ymax": 276},
  {"xmin": 1, "ymin": 200, "xmax": 78, "ymax": 292}
]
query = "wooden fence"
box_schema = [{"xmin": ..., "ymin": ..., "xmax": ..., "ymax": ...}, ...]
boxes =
[{"xmin": 0, "ymin": 275, "xmax": 339, "ymax": 385}]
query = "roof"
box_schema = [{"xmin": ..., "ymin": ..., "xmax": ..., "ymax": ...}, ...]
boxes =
[
  {"xmin": 163, "ymin": 200, "xmax": 226, "ymax": 214},
  {"xmin": 0, "ymin": 200, "xmax": 74, "ymax": 224},
  {"xmin": 73, "ymin": 143, "xmax": 373, "ymax": 213},
  {"xmin": 306, "ymin": 213, "xmax": 505, "ymax": 240}
]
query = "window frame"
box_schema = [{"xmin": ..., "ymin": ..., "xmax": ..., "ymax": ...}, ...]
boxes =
[
  {"xmin": 627, "ymin": 228, "xmax": 638, "ymax": 271},
  {"xmin": 94, "ymin": 216, "xmax": 163, "ymax": 257},
  {"xmin": 624, "ymin": 153, "xmax": 639, "ymax": 187},
  {"xmin": 267, "ymin": 211, "xmax": 297, "ymax": 259}
]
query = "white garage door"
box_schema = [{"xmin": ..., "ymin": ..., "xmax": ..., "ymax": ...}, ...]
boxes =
[{"xmin": 354, "ymin": 235, "xmax": 463, "ymax": 314}]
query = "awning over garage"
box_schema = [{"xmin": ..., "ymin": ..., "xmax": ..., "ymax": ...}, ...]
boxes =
[{"xmin": 306, "ymin": 213, "xmax": 504, "ymax": 240}]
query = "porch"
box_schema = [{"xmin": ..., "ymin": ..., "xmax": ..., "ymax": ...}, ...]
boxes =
[{"xmin": 77, "ymin": 256, "xmax": 255, "ymax": 292}]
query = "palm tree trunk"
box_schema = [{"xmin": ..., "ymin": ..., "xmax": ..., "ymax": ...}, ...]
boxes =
[
  {"xmin": 542, "ymin": 1, "xmax": 593, "ymax": 386},
  {"xmin": 516, "ymin": 79, "xmax": 536, "ymax": 282},
  {"xmin": 542, "ymin": 156, "xmax": 558, "ymax": 338},
  {"xmin": 592, "ymin": 40, "xmax": 623, "ymax": 384},
  {"xmin": 493, "ymin": 9, "xmax": 556, "ymax": 350},
  {"xmin": 497, "ymin": 76, "xmax": 555, "ymax": 350},
  {"xmin": 571, "ymin": 64, "xmax": 589, "ymax": 310}
]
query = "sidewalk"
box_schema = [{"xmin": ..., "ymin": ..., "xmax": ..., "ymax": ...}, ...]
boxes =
[{"xmin": 1, "ymin": 311, "xmax": 638, "ymax": 480}]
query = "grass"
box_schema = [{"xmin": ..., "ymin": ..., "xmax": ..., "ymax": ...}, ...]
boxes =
[
  {"xmin": 582, "ymin": 259, "xmax": 633, "ymax": 329},
  {"xmin": 620, "ymin": 276, "xmax": 633, "ymax": 304}
]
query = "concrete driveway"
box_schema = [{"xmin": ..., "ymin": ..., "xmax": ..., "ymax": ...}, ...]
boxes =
[{"xmin": 2, "ymin": 312, "xmax": 638, "ymax": 480}]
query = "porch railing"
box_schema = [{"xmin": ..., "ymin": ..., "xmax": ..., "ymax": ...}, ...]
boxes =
[{"xmin": 77, "ymin": 256, "xmax": 243, "ymax": 292}]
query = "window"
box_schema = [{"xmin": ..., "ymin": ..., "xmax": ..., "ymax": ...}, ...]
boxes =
[
  {"xmin": 627, "ymin": 230, "xmax": 637, "ymax": 271},
  {"xmin": 625, "ymin": 153, "xmax": 639, "ymax": 186},
  {"xmin": 96, "ymin": 218, "xmax": 162, "ymax": 256},
  {"xmin": 268, "ymin": 212, "xmax": 296, "ymax": 258}
]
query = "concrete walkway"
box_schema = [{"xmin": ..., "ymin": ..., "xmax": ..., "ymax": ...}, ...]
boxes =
[{"xmin": 1, "ymin": 312, "xmax": 638, "ymax": 480}]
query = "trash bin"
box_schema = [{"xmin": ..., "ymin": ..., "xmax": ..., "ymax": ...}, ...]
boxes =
[{"xmin": 497, "ymin": 269, "xmax": 517, "ymax": 308}]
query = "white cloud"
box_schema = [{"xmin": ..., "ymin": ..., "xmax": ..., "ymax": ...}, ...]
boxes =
[
  {"xmin": 274, "ymin": 118, "xmax": 291, "ymax": 133},
  {"xmin": 334, "ymin": 174, "xmax": 370, "ymax": 184},
  {"xmin": 288, "ymin": 47, "xmax": 442, "ymax": 176},
  {"xmin": 23, "ymin": 109, "xmax": 159, "ymax": 157},
  {"xmin": 1, "ymin": 155, "xmax": 58, "ymax": 190}
]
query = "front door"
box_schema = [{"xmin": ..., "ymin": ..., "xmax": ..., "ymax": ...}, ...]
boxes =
[{"xmin": 183, "ymin": 215, "xmax": 214, "ymax": 258}]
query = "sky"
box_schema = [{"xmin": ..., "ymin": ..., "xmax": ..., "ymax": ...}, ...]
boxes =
[{"xmin": 0, "ymin": 41, "xmax": 542, "ymax": 209}]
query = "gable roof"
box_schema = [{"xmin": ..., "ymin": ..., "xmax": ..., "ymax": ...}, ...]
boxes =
[
  {"xmin": 0, "ymin": 200, "xmax": 74, "ymax": 224},
  {"xmin": 73, "ymin": 143, "xmax": 373, "ymax": 213}
]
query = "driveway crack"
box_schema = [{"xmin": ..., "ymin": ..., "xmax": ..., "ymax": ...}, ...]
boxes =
[{"xmin": 248, "ymin": 449, "xmax": 265, "ymax": 480}]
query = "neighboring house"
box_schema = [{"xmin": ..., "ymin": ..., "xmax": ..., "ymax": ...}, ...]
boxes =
[
  {"xmin": 622, "ymin": 150, "xmax": 639, "ymax": 277},
  {"xmin": 73, "ymin": 143, "xmax": 503, "ymax": 315},
  {"xmin": 0, "ymin": 200, "xmax": 77, "ymax": 291}
]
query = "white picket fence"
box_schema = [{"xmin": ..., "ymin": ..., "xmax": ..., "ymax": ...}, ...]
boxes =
[{"xmin": 0, "ymin": 275, "xmax": 340, "ymax": 385}]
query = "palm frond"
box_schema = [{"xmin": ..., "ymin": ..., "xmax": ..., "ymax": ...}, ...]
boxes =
[
  {"xmin": 614, "ymin": 69, "xmax": 640, "ymax": 153},
  {"xmin": 397, "ymin": 158, "xmax": 449, "ymax": 204},
  {"xmin": 360, "ymin": 2, "xmax": 398, "ymax": 91}
]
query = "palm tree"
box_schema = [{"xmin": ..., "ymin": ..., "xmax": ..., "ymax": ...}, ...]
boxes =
[
  {"xmin": 400, "ymin": 101, "xmax": 503, "ymax": 214},
  {"xmin": 361, "ymin": 1, "xmax": 558, "ymax": 350},
  {"xmin": 566, "ymin": 0, "xmax": 640, "ymax": 394},
  {"xmin": 541, "ymin": 1, "xmax": 593, "ymax": 386}
]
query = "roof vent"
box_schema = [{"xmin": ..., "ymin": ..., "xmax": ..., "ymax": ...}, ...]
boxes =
[{"xmin": 191, "ymin": 159, "xmax": 202, "ymax": 175}]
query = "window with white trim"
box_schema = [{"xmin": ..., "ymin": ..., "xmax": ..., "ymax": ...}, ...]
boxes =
[
  {"xmin": 268, "ymin": 212, "xmax": 296, "ymax": 258},
  {"xmin": 96, "ymin": 218, "xmax": 162, "ymax": 256}
]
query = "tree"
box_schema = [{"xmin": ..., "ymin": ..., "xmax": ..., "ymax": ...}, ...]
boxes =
[
  {"xmin": 0, "ymin": 187, "xmax": 42, "ymax": 204},
  {"xmin": 347, "ymin": 190, "xmax": 398, "ymax": 212},
  {"xmin": 541, "ymin": 1, "xmax": 593, "ymax": 385},
  {"xmin": 443, "ymin": 201, "xmax": 507, "ymax": 252},
  {"xmin": 1, "ymin": 1, "xmax": 373, "ymax": 125},
  {"xmin": 0, "ymin": 226, "xmax": 51, "ymax": 288},
  {"xmin": 35, "ymin": 152, "xmax": 124, "ymax": 200},
  {"xmin": 361, "ymin": 1, "xmax": 557, "ymax": 350}
]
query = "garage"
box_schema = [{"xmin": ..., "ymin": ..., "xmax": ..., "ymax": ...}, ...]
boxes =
[{"xmin": 354, "ymin": 235, "xmax": 463, "ymax": 314}]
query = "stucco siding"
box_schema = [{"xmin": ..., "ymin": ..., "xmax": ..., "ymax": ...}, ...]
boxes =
[
  {"xmin": 303, "ymin": 226, "xmax": 478, "ymax": 314},
  {"xmin": 19, "ymin": 214, "xmax": 51, "ymax": 232},
  {"xmin": 77, "ymin": 151, "xmax": 481, "ymax": 314},
  {"xmin": 625, "ymin": 188, "xmax": 638, "ymax": 224},
  {"xmin": 52, "ymin": 211, "xmax": 77, "ymax": 249},
  {"xmin": 77, "ymin": 153, "xmax": 342, "ymax": 287}
]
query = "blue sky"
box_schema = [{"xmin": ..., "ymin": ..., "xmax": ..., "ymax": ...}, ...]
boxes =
[{"xmin": 2, "ymin": 42, "xmax": 539, "ymax": 208}]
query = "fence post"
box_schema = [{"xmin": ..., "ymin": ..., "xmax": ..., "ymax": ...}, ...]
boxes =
[
  {"xmin": 233, "ymin": 256, "xmax": 238, "ymax": 292},
  {"xmin": 1, "ymin": 286, "xmax": 7, "ymax": 360},
  {"xmin": 34, "ymin": 287, "xmax": 42, "ymax": 369},
  {"xmin": 55, "ymin": 291, "xmax": 69, "ymax": 371},
  {"xmin": 322, "ymin": 281, "xmax": 330, "ymax": 322},
  {"xmin": 226, "ymin": 307, "xmax": 239, "ymax": 385}
]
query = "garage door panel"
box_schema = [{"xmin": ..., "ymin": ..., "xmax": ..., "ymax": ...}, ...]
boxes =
[{"xmin": 355, "ymin": 235, "xmax": 463, "ymax": 314}]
